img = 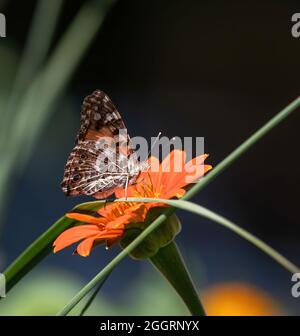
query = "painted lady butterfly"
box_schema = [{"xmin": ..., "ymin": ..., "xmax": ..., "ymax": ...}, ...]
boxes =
[{"xmin": 61, "ymin": 90, "xmax": 146, "ymax": 199}]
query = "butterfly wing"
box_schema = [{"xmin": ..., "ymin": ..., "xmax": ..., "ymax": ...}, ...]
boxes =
[
  {"xmin": 61, "ymin": 90, "xmax": 138, "ymax": 199},
  {"xmin": 77, "ymin": 90, "xmax": 126, "ymax": 142}
]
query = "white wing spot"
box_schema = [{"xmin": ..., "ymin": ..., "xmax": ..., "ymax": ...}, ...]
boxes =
[
  {"xmin": 94, "ymin": 113, "xmax": 101, "ymax": 120},
  {"xmin": 106, "ymin": 113, "xmax": 113, "ymax": 121}
]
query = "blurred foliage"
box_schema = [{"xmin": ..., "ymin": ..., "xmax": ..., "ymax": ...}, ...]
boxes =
[
  {"xmin": 0, "ymin": 267, "xmax": 188, "ymax": 316},
  {"xmin": 0, "ymin": 267, "xmax": 285, "ymax": 316},
  {"xmin": 0, "ymin": 44, "xmax": 18, "ymax": 95},
  {"xmin": 0, "ymin": 0, "xmax": 115, "ymax": 229}
]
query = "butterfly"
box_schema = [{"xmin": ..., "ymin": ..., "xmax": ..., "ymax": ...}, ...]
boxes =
[{"xmin": 61, "ymin": 90, "xmax": 146, "ymax": 199}]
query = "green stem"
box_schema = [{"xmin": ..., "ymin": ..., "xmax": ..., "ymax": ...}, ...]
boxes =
[
  {"xmin": 150, "ymin": 241, "xmax": 206, "ymax": 316},
  {"xmin": 79, "ymin": 272, "xmax": 111, "ymax": 316},
  {"xmin": 122, "ymin": 198, "xmax": 300, "ymax": 274}
]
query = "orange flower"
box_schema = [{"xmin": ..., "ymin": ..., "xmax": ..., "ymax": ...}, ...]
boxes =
[
  {"xmin": 116, "ymin": 150, "xmax": 212, "ymax": 202},
  {"xmin": 53, "ymin": 202, "xmax": 147, "ymax": 256},
  {"xmin": 53, "ymin": 150, "xmax": 211, "ymax": 257},
  {"xmin": 202, "ymin": 282, "xmax": 283, "ymax": 316}
]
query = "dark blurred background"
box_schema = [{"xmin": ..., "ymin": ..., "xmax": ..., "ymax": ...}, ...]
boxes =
[{"xmin": 0, "ymin": 0, "xmax": 299, "ymax": 315}]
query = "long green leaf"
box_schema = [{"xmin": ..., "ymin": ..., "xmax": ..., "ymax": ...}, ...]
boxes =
[
  {"xmin": 117, "ymin": 198, "xmax": 300, "ymax": 274},
  {"xmin": 2, "ymin": 201, "xmax": 106, "ymax": 295}
]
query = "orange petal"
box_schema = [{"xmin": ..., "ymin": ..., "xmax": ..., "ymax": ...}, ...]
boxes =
[
  {"xmin": 160, "ymin": 150, "xmax": 186, "ymax": 191},
  {"xmin": 53, "ymin": 225, "xmax": 100, "ymax": 253},
  {"xmin": 114, "ymin": 188, "xmax": 125, "ymax": 198},
  {"xmin": 185, "ymin": 154, "xmax": 209, "ymax": 169},
  {"xmin": 115, "ymin": 157, "xmax": 159, "ymax": 198},
  {"xmin": 96, "ymin": 229, "xmax": 124, "ymax": 239},
  {"xmin": 204, "ymin": 164, "xmax": 213, "ymax": 173},
  {"xmin": 163, "ymin": 187, "xmax": 186, "ymax": 199},
  {"xmin": 105, "ymin": 214, "xmax": 132, "ymax": 230},
  {"xmin": 166, "ymin": 155, "xmax": 211, "ymax": 190},
  {"xmin": 184, "ymin": 155, "xmax": 209, "ymax": 180},
  {"xmin": 76, "ymin": 237, "xmax": 96, "ymax": 257},
  {"xmin": 185, "ymin": 164, "xmax": 212, "ymax": 184},
  {"xmin": 114, "ymin": 185, "xmax": 136, "ymax": 198},
  {"xmin": 98, "ymin": 202, "xmax": 131, "ymax": 218},
  {"xmin": 66, "ymin": 213, "xmax": 107, "ymax": 225},
  {"xmin": 145, "ymin": 156, "xmax": 161, "ymax": 192},
  {"xmin": 162, "ymin": 150, "xmax": 186, "ymax": 173},
  {"xmin": 175, "ymin": 188, "xmax": 186, "ymax": 198},
  {"xmin": 147, "ymin": 155, "xmax": 160, "ymax": 173}
]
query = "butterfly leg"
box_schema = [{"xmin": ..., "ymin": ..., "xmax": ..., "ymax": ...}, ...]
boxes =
[
  {"xmin": 124, "ymin": 174, "xmax": 129, "ymax": 201},
  {"xmin": 104, "ymin": 198, "xmax": 109, "ymax": 209}
]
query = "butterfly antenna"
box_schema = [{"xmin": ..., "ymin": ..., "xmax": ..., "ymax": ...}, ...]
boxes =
[
  {"xmin": 148, "ymin": 131, "xmax": 162, "ymax": 158},
  {"xmin": 144, "ymin": 131, "xmax": 162, "ymax": 173}
]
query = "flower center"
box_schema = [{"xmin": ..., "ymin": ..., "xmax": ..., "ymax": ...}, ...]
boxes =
[{"xmin": 134, "ymin": 186, "xmax": 161, "ymax": 199}]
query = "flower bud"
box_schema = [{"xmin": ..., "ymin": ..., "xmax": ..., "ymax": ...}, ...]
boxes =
[{"xmin": 120, "ymin": 207, "xmax": 181, "ymax": 259}]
